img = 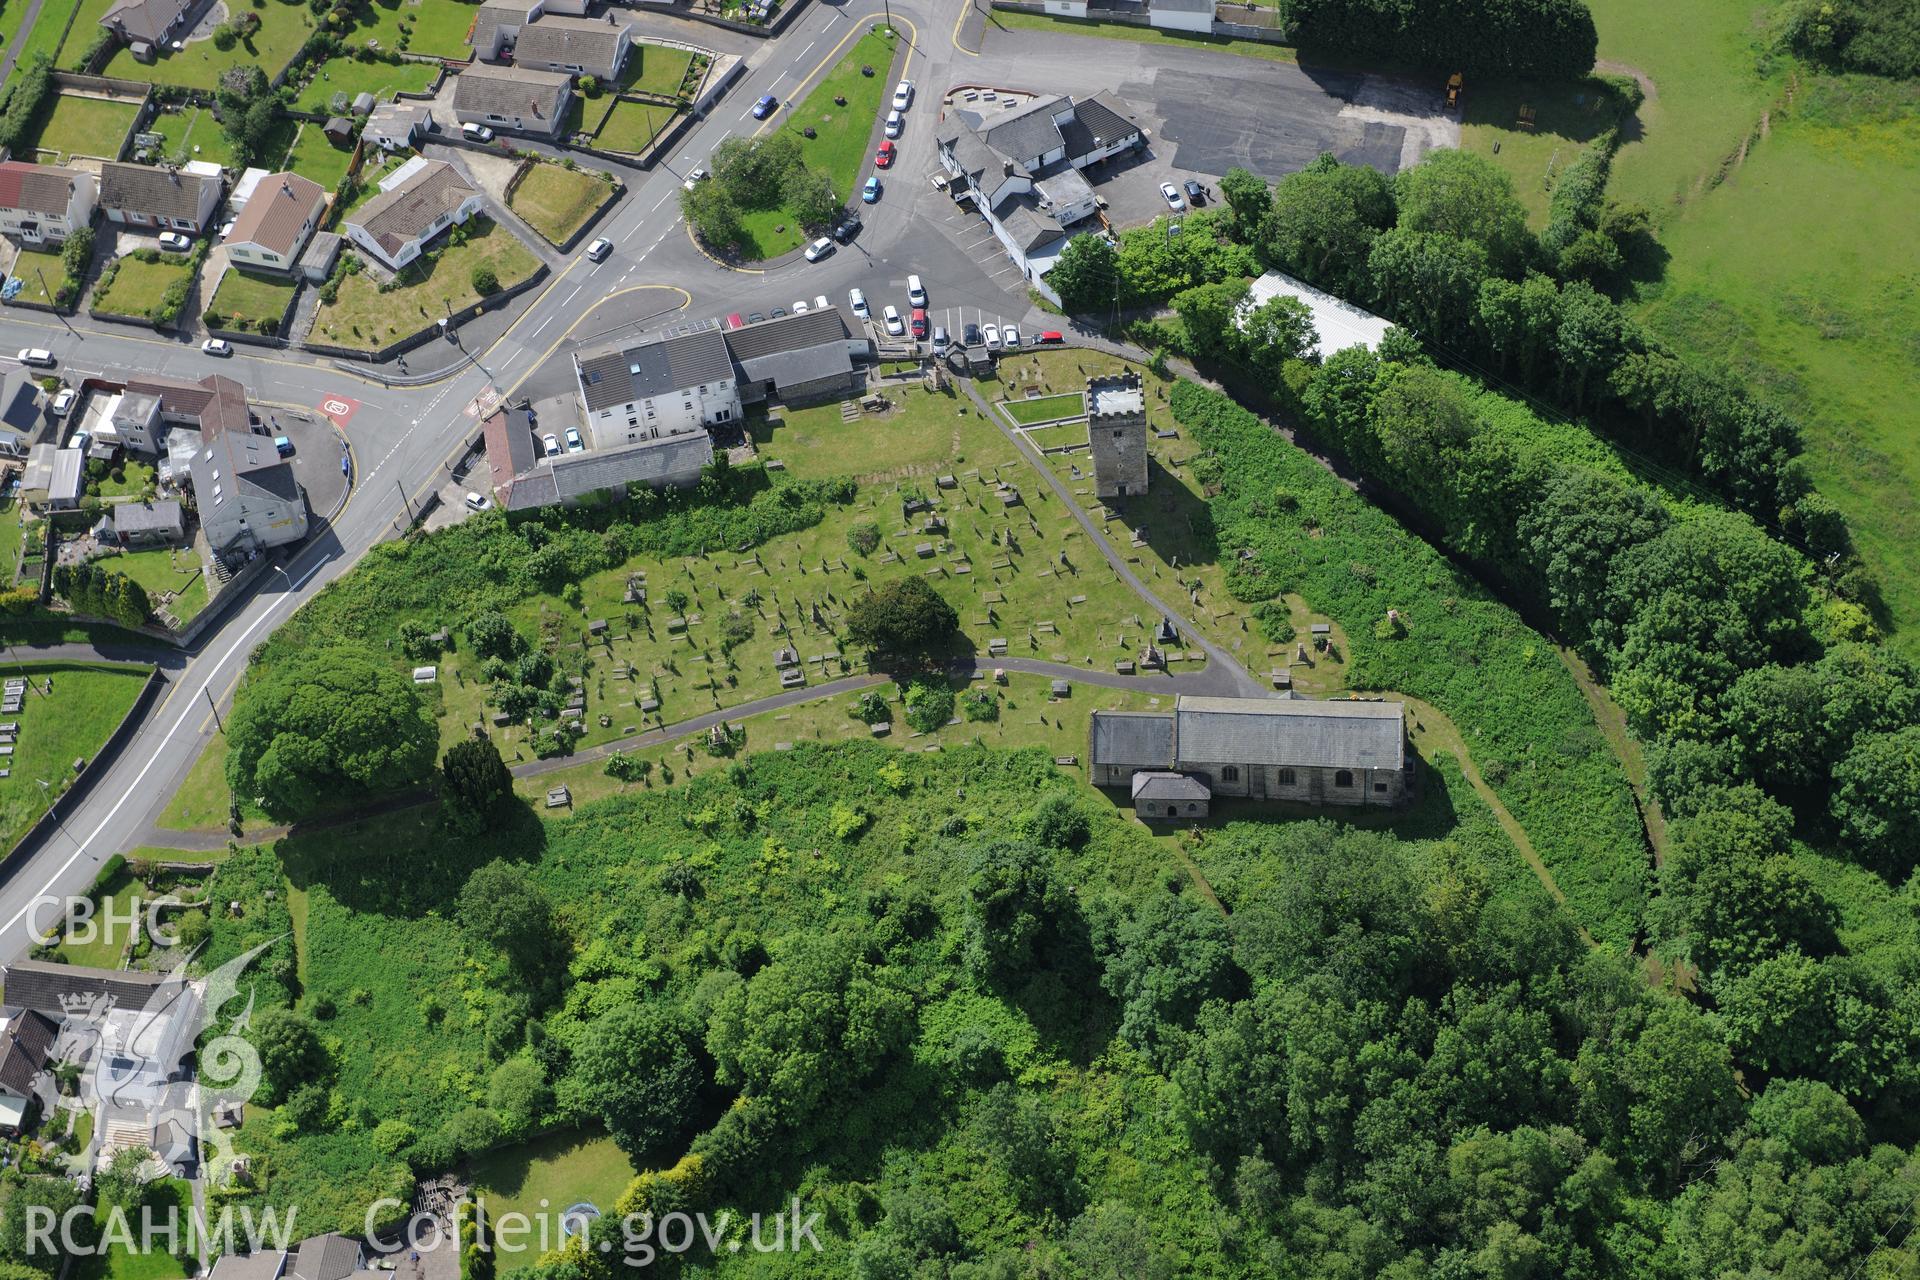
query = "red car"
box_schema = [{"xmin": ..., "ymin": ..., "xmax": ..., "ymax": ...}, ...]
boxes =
[
  {"xmin": 910, "ymin": 306, "xmax": 928, "ymax": 338},
  {"xmin": 875, "ymin": 140, "xmax": 895, "ymax": 168},
  {"xmin": 725, "ymin": 313, "xmax": 745, "ymax": 329},
  {"xmin": 1036, "ymin": 330, "xmax": 1064, "ymax": 344}
]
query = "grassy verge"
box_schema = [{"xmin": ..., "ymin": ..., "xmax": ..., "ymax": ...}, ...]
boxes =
[
  {"xmin": 508, "ymin": 162, "xmax": 617, "ymax": 246},
  {"xmin": 783, "ymin": 26, "xmax": 896, "ymax": 203},
  {"xmin": 0, "ymin": 662, "xmax": 151, "ymax": 852}
]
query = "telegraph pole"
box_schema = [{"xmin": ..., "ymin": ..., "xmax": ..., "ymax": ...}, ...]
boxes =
[{"xmin": 34, "ymin": 269, "xmax": 77, "ymax": 337}]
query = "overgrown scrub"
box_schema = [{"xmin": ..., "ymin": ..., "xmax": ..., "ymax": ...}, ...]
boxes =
[{"xmin": 1170, "ymin": 379, "xmax": 1648, "ymax": 943}]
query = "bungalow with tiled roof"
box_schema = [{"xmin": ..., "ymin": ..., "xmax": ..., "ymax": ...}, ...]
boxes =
[
  {"xmin": 452, "ymin": 63, "xmax": 574, "ymax": 140},
  {"xmin": 97, "ymin": 161, "xmax": 221, "ymax": 234},
  {"xmin": 510, "ymin": 13, "xmax": 634, "ymax": 81},
  {"xmin": 341, "ymin": 157, "xmax": 483, "ymax": 270},
  {"xmin": 223, "ymin": 172, "xmax": 327, "ymax": 273}
]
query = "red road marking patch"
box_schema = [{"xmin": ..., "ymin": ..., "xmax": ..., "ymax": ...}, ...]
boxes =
[{"xmin": 317, "ymin": 395, "xmax": 361, "ymax": 426}]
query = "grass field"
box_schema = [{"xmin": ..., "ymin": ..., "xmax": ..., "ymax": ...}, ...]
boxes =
[
  {"xmin": 1636, "ymin": 77, "xmax": 1920, "ymax": 653},
  {"xmin": 21, "ymin": 93, "xmax": 138, "ymax": 163},
  {"xmin": 783, "ymin": 27, "xmax": 896, "ymax": 203},
  {"xmin": 282, "ymin": 123, "xmax": 355, "ymax": 191},
  {"xmin": 311, "ymin": 219, "xmax": 539, "ymax": 350},
  {"xmin": 469, "ymin": 1131, "xmax": 636, "ymax": 1270},
  {"xmin": 346, "ymin": 0, "xmax": 480, "ymax": 59},
  {"xmin": 617, "ymin": 42, "xmax": 696, "ymax": 99},
  {"xmin": 103, "ymin": 3, "xmax": 315, "ymax": 88},
  {"xmin": 0, "ymin": 662, "xmax": 150, "ymax": 852},
  {"xmin": 207, "ymin": 268, "xmax": 300, "ymax": 333},
  {"xmin": 509, "ymin": 162, "xmax": 616, "ymax": 246},
  {"xmin": 291, "ymin": 56, "xmax": 439, "ymax": 115},
  {"xmin": 106, "ymin": 543, "xmax": 207, "ymax": 626},
  {"xmin": 144, "ymin": 104, "xmax": 240, "ymax": 168},
  {"xmin": 590, "ymin": 98, "xmax": 682, "ymax": 155},
  {"xmin": 6, "ymin": 244, "xmax": 72, "ymax": 307},
  {"xmin": 1460, "ymin": 77, "xmax": 1636, "ymax": 225},
  {"xmin": 91, "ymin": 255, "xmax": 191, "ymax": 320}
]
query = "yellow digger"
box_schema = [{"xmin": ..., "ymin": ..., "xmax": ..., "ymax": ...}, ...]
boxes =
[{"xmin": 1445, "ymin": 73, "xmax": 1463, "ymax": 111}]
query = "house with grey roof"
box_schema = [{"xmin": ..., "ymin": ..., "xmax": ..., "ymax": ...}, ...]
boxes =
[
  {"xmin": 722, "ymin": 307, "xmax": 869, "ymax": 407},
  {"xmin": 468, "ymin": 1, "xmax": 541, "ymax": 59},
  {"xmin": 0, "ymin": 160, "xmax": 97, "ymax": 244},
  {"xmin": 97, "ymin": 162, "xmax": 222, "ymax": 234},
  {"xmin": 485, "ymin": 404, "xmax": 712, "ymax": 512},
  {"xmin": 0, "ymin": 368, "xmax": 41, "ymax": 457},
  {"xmin": 22, "ymin": 444, "xmax": 83, "ymax": 509},
  {"xmin": 205, "ymin": 1250, "xmax": 287, "ymax": 1280},
  {"xmin": 0, "ymin": 1005, "xmax": 57, "ymax": 1135},
  {"xmin": 288, "ymin": 1233, "xmax": 364, "ymax": 1280},
  {"xmin": 342, "ymin": 158, "xmax": 482, "ymax": 270},
  {"xmin": 1090, "ymin": 695, "xmax": 1414, "ymax": 817},
  {"xmin": 509, "ymin": 13, "xmax": 634, "ymax": 81},
  {"xmin": 102, "ymin": 497, "xmax": 186, "ymax": 546},
  {"xmin": 452, "ymin": 64, "xmax": 575, "ymax": 140},
  {"xmin": 100, "ymin": 0, "xmax": 207, "ymax": 50},
  {"xmin": 574, "ymin": 321, "xmax": 738, "ymax": 450},
  {"xmin": 223, "ymin": 172, "xmax": 327, "ymax": 274},
  {"xmin": 363, "ymin": 100, "xmax": 437, "ymax": 152}
]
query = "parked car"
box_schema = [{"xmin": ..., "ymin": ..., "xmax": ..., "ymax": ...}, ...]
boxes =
[
  {"xmin": 158, "ymin": 231, "xmax": 192, "ymax": 252},
  {"xmin": 983, "ymin": 323, "xmax": 1000, "ymax": 349},
  {"xmin": 804, "ymin": 236, "xmax": 833, "ymax": 263},
  {"xmin": 217, "ymin": 220, "xmax": 235, "ymax": 239},
  {"xmin": 931, "ymin": 326, "xmax": 949, "ymax": 356},
  {"xmin": 814, "ymin": 295, "xmax": 829, "ymax": 311},
  {"xmin": 891, "ymin": 80, "xmax": 914, "ymax": 111},
  {"xmin": 542, "ymin": 432, "xmax": 561, "ymax": 457},
  {"xmin": 274, "ymin": 435, "xmax": 295, "ymax": 457},
  {"xmin": 16, "ymin": 349, "xmax": 54, "ymax": 368},
  {"xmin": 875, "ymin": 140, "xmax": 895, "ymax": 168},
  {"xmin": 464, "ymin": 491, "xmax": 490, "ymax": 512},
  {"xmin": 882, "ymin": 305, "xmax": 904, "ymax": 336},
  {"xmin": 752, "ymin": 94, "xmax": 778, "ymax": 119},
  {"xmin": 1036, "ymin": 330, "xmax": 1064, "ymax": 344},
  {"xmin": 49, "ymin": 388, "xmax": 75, "ymax": 418},
  {"xmin": 1004, "ymin": 323, "xmax": 1021, "ymax": 348},
  {"xmin": 201, "ymin": 338, "xmax": 232, "ymax": 356},
  {"xmin": 910, "ymin": 307, "xmax": 928, "ymax": 339},
  {"xmin": 726, "ymin": 312, "xmax": 746, "ymax": 328},
  {"xmin": 748, "ymin": 312, "xmax": 767, "ymax": 324},
  {"xmin": 1183, "ymin": 179, "xmax": 1205, "ymax": 205},
  {"xmin": 1159, "ymin": 181, "xmax": 1185, "ymax": 211},
  {"xmin": 831, "ymin": 213, "xmax": 862, "ymax": 243},
  {"xmin": 792, "ymin": 300, "xmax": 809, "ymax": 313},
  {"xmin": 963, "ymin": 322, "xmax": 982, "ymax": 346},
  {"xmin": 462, "ymin": 122, "xmax": 494, "ymax": 142},
  {"xmin": 770, "ymin": 307, "xmax": 787, "ymax": 319},
  {"xmin": 884, "ymin": 109, "xmax": 903, "ymax": 138},
  {"xmin": 862, "ymin": 176, "xmax": 881, "ymax": 203},
  {"xmin": 565, "ymin": 428, "xmax": 584, "ymax": 452},
  {"xmin": 907, "ymin": 273, "xmax": 926, "ymax": 306},
  {"xmin": 586, "ymin": 237, "xmax": 613, "ymax": 262},
  {"xmin": 848, "ymin": 288, "xmax": 868, "ymax": 318}
]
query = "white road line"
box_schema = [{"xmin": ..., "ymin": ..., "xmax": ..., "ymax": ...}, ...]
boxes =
[
  {"xmin": 650, "ymin": 189, "xmax": 674, "ymax": 212},
  {"xmin": 529, "ymin": 314, "xmax": 556, "ymax": 340},
  {"xmin": 561, "ymin": 286, "xmax": 581, "ymax": 308}
]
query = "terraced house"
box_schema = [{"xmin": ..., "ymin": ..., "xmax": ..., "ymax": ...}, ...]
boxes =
[
  {"xmin": 342, "ymin": 158, "xmax": 482, "ymax": 271},
  {"xmin": 0, "ymin": 160, "xmax": 97, "ymax": 244}
]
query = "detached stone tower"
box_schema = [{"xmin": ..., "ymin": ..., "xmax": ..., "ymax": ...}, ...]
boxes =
[{"xmin": 1086, "ymin": 372, "xmax": 1148, "ymax": 499}]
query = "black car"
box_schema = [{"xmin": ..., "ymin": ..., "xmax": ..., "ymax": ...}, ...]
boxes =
[
  {"xmin": 963, "ymin": 322, "xmax": 983, "ymax": 346},
  {"xmin": 1183, "ymin": 179, "xmax": 1206, "ymax": 205},
  {"xmin": 771, "ymin": 308, "xmax": 788, "ymax": 319},
  {"xmin": 748, "ymin": 312, "xmax": 766, "ymax": 324},
  {"xmin": 832, "ymin": 212, "xmax": 862, "ymax": 243}
]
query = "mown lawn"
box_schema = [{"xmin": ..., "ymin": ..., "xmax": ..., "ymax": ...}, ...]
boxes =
[
  {"xmin": 143, "ymin": 104, "xmax": 240, "ymax": 167},
  {"xmin": 91, "ymin": 255, "xmax": 192, "ymax": 320},
  {"xmin": 781, "ymin": 27, "xmax": 896, "ymax": 204},
  {"xmin": 0, "ymin": 662, "xmax": 151, "ymax": 852},
  {"xmin": 207, "ymin": 268, "xmax": 300, "ymax": 334},
  {"xmin": 312, "ymin": 219, "xmax": 539, "ymax": 350},
  {"xmin": 291, "ymin": 56, "xmax": 439, "ymax": 115},
  {"xmin": 6, "ymin": 245, "xmax": 72, "ymax": 307},
  {"xmin": 1460, "ymin": 76, "xmax": 1637, "ymax": 226},
  {"xmin": 105, "ymin": 543, "xmax": 207, "ymax": 625},
  {"xmin": 468, "ymin": 1131, "xmax": 636, "ymax": 1271},
  {"xmin": 91, "ymin": 255, "xmax": 191, "ymax": 318},
  {"xmin": 57, "ymin": 0, "xmax": 119, "ymax": 67},
  {"xmin": 21, "ymin": 93, "xmax": 138, "ymax": 163},
  {"xmin": 1000, "ymin": 392, "xmax": 1084, "ymax": 426},
  {"xmin": 103, "ymin": 3, "xmax": 315, "ymax": 88},
  {"xmin": 282, "ymin": 123, "xmax": 355, "ymax": 190},
  {"xmin": 590, "ymin": 98, "xmax": 681, "ymax": 155},
  {"xmin": 508, "ymin": 162, "xmax": 616, "ymax": 246},
  {"xmin": 617, "ymin": 42, "xmax": 695, "ymax": 98},
  {"xmin": 347, "ymin": 0, "xmax": 480, "ymax": 59}
]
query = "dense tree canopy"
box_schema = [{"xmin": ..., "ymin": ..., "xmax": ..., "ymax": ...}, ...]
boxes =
[{"xmin": 844, "ymin": 575, "xmax": 961, "ymax": 668}]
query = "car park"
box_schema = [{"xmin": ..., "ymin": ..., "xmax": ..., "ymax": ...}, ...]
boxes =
[
  {"xmin": 931, "ymin": 326, "xmax": 949, "ymax": 356},
  {"xmin": 983, "ymin": 324, "xmax": 1000, "ymax": 350},
  {"xmin": 752, "ymin": 94, "xmax": 777, "ymax": 119},
  {"xmin": 892, "ymin": 80, "xmax": 914, "ymax": 111},
  {"xmin": 542, "ymin": 433, "xmax": 561, "ymax": 457},
  {"xmin": 875, "ymin": 140, "xmax": 895, "ymax": 168},
  {"xmin": 462, "ymin": 122, "xmax": 494, "ymax": 142},
  {"xmin": 1160, "ymin": 182, "xmax": 1185, "ymax": 211},
  {"xmin": 158, "ymin": 232, "xmax": 192, "ymax": 252},
  {"xmin": 16, "ymin": 349, "xmax": 54, "ymax": 368},
  {"xmin": 586, "ymin": 237, "xmax": 613, "ymax": 262},
  {"xmin": 804, "ymin": 236, "xmax": 833, "ymax": 262},
  {"xmin": 863, "ymin": 176, "xmax": 881, "ymax": 203},
  {"xmin": 201, "ymin": 338, "xmax": 232, "ymax": 356},
  {"xmin": 1004, "ymin": 324, "xmax": 1021, "ymax": 348},
  {"xmin": 910, "ymin": 307, "xmax": 928, "ymax": 339},
  {"xmin": 565, "ymin": 428, "xmax": 584, "ymax": 453},
  {"xmin": 963, "ymin": 322, "xmax": 982, "ymax": 346},
  {"xmin": 884, "ymin": 110, "xmax": 902, "ymax": 138},
  {"xmin": 49, "ymin": 388, "xmax": 75, "ymax": 417},
  {"xmin": 848, "ymin": 288, "xmax": 868, "ymax": 318},
  {"xmin": 464, "ymin": 491, "xmax": 490, "ymax": 512},
  {"xmin": 882, "ymin": 305, "xmax": 904, "ymax": 336},
  {"xmin": 907, "ymin": 274, "xmax": 926, "ymax": 306},
  {"xmin": 1183, "ymin": 179, "xmax": 1206, "ymax": 205}
]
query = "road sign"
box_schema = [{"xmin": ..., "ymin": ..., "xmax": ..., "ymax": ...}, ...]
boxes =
[{"xmin": 317, "ymin": 395, "xmax": 360, "ymax": 426}]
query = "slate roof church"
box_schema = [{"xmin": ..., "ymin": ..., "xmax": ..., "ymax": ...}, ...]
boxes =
[{"xmin": 1091, "ymin": 695, "xmax": 1416, "ymax": 818}]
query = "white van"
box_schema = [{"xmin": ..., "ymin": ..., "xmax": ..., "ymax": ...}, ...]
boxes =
[{"xmin": 906, "ymin": 274, "xmax": 926, "ymax": 307}]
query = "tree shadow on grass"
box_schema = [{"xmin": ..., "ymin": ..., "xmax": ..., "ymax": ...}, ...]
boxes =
[{"xmin": 277, "ymin": 794, "xmax": 549, "ymax": 918}]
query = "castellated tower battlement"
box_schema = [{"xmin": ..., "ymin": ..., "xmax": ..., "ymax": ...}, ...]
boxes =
[{"xmin": 1086, "ymin": 372, "xmax": 1148, "ymax": 499}]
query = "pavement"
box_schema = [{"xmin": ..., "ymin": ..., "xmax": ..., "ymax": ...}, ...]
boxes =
[{"xmin": 0, "ymin": 0, "xmax": 1392, "ymax": 962}]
